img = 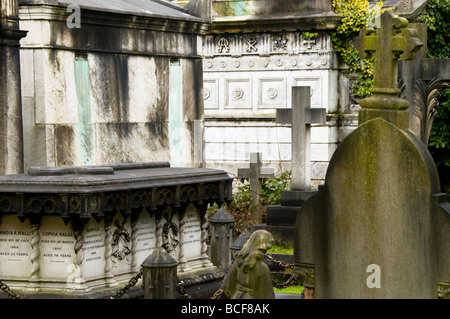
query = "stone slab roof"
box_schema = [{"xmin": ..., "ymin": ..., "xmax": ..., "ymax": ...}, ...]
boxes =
[{"xmin": 20, "ymin": 0, "xmax": 203, "ymax": 21}]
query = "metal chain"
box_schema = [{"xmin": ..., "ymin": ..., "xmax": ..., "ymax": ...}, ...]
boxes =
[
  {"xmin": 263, "ymin": 253, "xmax": 294, "ymax": 269},
  {"xmin": 264, "ymin": 254, "xmax": 297, "ymax": 289},
  {"xmin": 0, "ymin": 279, "xmax": 23, "ymax": 299},
  {"xmin": 176, "ymin": 277, "xmax": 192, "ymax": 299},
  {"xmin": 210, "ymin": 287, "xmax": 224, "ymax": 299},
  {"xmin": 108, "ymin": 269, "xmax": 142, "ymax": 299},
  {"xmin": 272, "ymin": 273, "xmax": 296, "ymax": 289},
  {"xmin": 0, "ymin": 254, "xmax": 293, "ymax": 300}
]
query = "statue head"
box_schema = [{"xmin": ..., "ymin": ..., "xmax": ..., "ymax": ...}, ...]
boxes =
[{"xmin": 236, "ymin": 229, "xmax": 274, "ymax": 273}]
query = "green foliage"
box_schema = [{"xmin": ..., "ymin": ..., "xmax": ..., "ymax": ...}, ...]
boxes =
[
  {"xmin": 260, "ymin": 170, "xmax": 291, "ymax": 206},
  {"xmin": 207, "ymin": 172, "xmax": 292, "ymax": 234},
  {"xmin": 418, "ymin": 0, "xmax": 450, "ymax": 59},
  {"xmin": 267, "ymin": 245, "xmax": 294, "ymax": 255},
  {"xmin": 273, "ymin": 284, "xmax": 304, "ymax": 294},
  {"xmin": 330, "ymin": 0, "xmax": 384, "ymax": 97},
  {"xmin": 302, "ymin": 31, "xmax": 318, "ymax": 39},
  {"xmin": 428, "ymin": 89, "xmax": 450, "ymax": 198}
]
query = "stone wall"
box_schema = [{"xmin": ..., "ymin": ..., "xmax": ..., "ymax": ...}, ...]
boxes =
[
  {"xmin": 202, "ymin": 29, "xmax": 346, "ymax": 188},
  {"xmin": 19, "ymin": 1, "xmax": 208, "ymax": 170}
]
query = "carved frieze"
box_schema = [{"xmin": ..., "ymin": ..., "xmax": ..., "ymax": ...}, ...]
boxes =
[{"xmin": 203, "ymin": 31, "xmax": 332, "ymax": 59}]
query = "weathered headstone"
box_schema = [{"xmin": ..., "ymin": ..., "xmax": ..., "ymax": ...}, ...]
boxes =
[
  {"xmin": 237, "ymin": 152, "xmax": 274, "ymax": 222},
  {"xmin": 294, "ymin": 10, "xmax": 450, "ymax": 299}
]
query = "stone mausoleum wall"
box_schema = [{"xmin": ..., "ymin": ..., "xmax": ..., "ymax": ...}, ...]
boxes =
[{"xmin": 18, "ymin": 0, "xmax": 208, "ymax": 170}]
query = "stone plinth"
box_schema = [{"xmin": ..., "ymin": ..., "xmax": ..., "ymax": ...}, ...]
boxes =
[{"xmin": 0, "ymin": 162, "xmax": 233, "ymax": 297}]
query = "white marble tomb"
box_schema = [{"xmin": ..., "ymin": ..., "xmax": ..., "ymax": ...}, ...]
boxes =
[{"xmin": 0, "ymin": 203, "xmax": 210, "ymax": 293}]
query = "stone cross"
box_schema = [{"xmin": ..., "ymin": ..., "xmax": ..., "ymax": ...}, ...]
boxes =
[
  {"xmin": 358, "ymin": 10, "xmax": 422, "ymax": 97},
  {"xmin": 356, "ymin": 10, "xmax": 423, "ymax": 128},
  {"xmin": 276, "ymin": 86, "xmax": 326, "ymax": 190},
  {"xmin": 237, "ymin": 152, "xmax": 274, "ymax": 219}
]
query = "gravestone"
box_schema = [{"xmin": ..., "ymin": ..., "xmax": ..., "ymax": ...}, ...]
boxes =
[
  {"xmin": 254, "ymin": 87, "xmax": 326, "ymax": 247},
  {"xmin": 0, "ymin": 162, "xmax": 233, "ymax": 297},
  {"xmin": 237, "ymin": 152, "xmax": 274, "ymax": 222},
  {"xmin": 294, "ymin": 10, "xmax": 450, "ymax": 299}
]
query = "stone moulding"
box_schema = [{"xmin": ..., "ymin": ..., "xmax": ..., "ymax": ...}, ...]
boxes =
[{"xmin": 0, "ymin": 162, "xmax": 233, "ymax": 224}]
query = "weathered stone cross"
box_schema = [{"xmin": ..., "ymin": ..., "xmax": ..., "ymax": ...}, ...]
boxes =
[
  {"xmin": 356, "ymin": 10, "xmax": 423, "ymax": 128},
  {"xmin": 237, "ymin": 152, "xmax": 274, "ymax": 221},
  {"xmin": 276, "ymin": 86, "xmax": 326, "ymax": 190}
]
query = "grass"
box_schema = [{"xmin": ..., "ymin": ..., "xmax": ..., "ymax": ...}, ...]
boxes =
[
  {"xmin": 267, "ymin": 245, "xmax": 293, "ymax": 255},
  {"xmin": 274, "ymin": 284, "xmax": 304, "ymax": 294}
]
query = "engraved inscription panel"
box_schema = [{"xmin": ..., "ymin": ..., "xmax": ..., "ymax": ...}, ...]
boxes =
[
  {"xmin": 182, "ymin": 204, "xmax": 202, "ymax": 261},
  {"xmin": 0, "ymin": 215, "xmax": 32, "ymax": 279},
  {"xmin": 134, "ymin": 210, "xmax": 156, "ymax": 266},
  {"xmin": 38, "ymin": 216, "xmax": 76, "ymax": 281},
  {"xmin": 82, "ymin": 219, "xmax": 106, "ymax": 281}
]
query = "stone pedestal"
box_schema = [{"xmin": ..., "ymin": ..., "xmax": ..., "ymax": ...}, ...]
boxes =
[{"xmin": 254, "ymin": 190, "xmax": 316, "ymax": 247}]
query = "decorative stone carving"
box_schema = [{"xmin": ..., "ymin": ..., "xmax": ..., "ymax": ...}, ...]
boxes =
[
  {"xmin": 267, "ymin": 88, "xmax": 278, "ymax": 99},
  {"xmin": 413, "ymin": 78, "xmax": 449, "ymax": 145},
  {"xmin": 203, "ymin": 88, "xmax": 211, "ymax": 100},
  {"xmin": 217, "ymin": 37, "xmax": 230, "ymax": 53},
  {"xmin": 302, "ymin": 36, "xmax": 316, "ymax": 50},
  {"xmin": 111, "ymin": 217, "xmax": 131, "ymax": 260},
  {"xmin": 232, "ymin": 87, "xmax": 245, "ymax": 100},
  {"xmin": 246, "ymin": 37, "xmax": 258, "ymax": 52},
  {"xmin": 273, "ymin": 35, "xmax": 288, "ymax": 52}
]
